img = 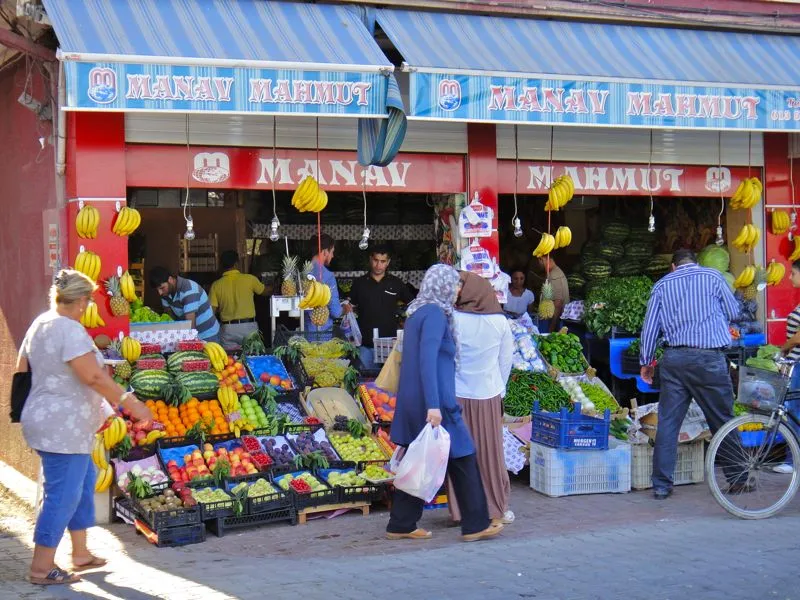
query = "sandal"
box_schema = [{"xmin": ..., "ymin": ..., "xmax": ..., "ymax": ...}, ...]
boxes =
[
  {"xmin": 28, "ymin": 567, "xmax": 81, "ymax": 586},
  {"xmin": 72, "ymin": 554, "xmax": 108, "ymax": 572}
]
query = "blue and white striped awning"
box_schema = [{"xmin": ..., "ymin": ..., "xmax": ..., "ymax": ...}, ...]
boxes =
[
  {"xmin": 43, "ymin": 0, "xmax": 406, "ymax": 164},
  {"xmin": 376, "ymin": 9, "xmax": 800, "ymax": 131}
]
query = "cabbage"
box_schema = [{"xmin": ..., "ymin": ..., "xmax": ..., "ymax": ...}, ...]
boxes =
[
  {"xmin": 723, "ymin": 272, "xmax": 735, "ymax": 290},
  {"xmin": 698, "ymin": 245, "xmax": 730, "ymax": 273}
]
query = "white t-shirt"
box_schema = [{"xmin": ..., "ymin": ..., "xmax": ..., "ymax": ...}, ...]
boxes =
[
  {"xmin": 504, "ymin": 289, "xmax": 535, "ymax": 315},
  {"xmin": 454, "ymin": 312, "xmax": 514, "ymax": 400}
]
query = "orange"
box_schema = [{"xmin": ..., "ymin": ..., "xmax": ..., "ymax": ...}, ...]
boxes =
[
  {"xmin": 388, "ymin": 397, "xmax": 396, "ymax": 408},
  {"xmin": 155, "ymin": 400, "xmax": 166, "ymax": 409}
]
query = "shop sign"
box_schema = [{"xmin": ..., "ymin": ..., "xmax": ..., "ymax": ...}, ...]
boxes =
[
  {"xmin": 65, "ymin": 62, "xmax": 388, "ymax": 117},
  {"xmin": 412, "ymin": 72, "xmax": 800, "ymax": 131},
  {"xmin": 125, "ymin": 145, "xmax": 465, "ymax": 194},
  {"xmin": 497, "ymin": 161, "xmax": 756, "ymax": 197}
]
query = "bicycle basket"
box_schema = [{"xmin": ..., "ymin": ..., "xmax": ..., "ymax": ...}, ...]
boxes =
[{"xmin": 737, "ymin": 366, "xmax": 787, "ymax": 411}]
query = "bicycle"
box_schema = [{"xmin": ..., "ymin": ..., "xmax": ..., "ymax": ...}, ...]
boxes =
[{"xmin": 706, "ymin": 357, "xmax": 800, "ymax": 519}]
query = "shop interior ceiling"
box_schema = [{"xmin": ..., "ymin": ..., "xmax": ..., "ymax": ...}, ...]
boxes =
[{"xmin": 0, "ymin": 1, "xmax": 54, "ymax": 73}]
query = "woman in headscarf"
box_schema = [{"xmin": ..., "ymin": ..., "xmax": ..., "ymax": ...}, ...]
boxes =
[
  {"xmin": 387, "ymin": 264, "xmax": 503, "ymax": 543},
  {"xmin": 449, "ymin": 272, "xmax": 515, "ymax": 527}
]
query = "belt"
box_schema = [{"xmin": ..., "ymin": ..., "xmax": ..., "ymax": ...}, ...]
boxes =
[
  {"xmin": 221, "ymin": 318, "xmax": 256, "ymax": 325},
  {"xmin": 666, "ymin": 346, "xmax": 724, "ymax": 352}
]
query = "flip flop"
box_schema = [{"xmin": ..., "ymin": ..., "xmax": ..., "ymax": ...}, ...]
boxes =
[
  {"xmin": 72, "ymin": 555, "xmax": 108, "ymax": 572},
  {"xmin": 28, "ymin": 567, "xmax": 81, "ymax": 586}
]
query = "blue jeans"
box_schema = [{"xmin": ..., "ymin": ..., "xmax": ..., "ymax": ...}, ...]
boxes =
[
  {"xmin": 653, "ymin": 348, "xmax": 739, "ymax": 490},
  {"xmin": 34, "ymin": 451, "xmax": 96, "ymax": 547},
  {"xmin": 359, "ymin": 346, "xmax": 376, "ymax": 371}
]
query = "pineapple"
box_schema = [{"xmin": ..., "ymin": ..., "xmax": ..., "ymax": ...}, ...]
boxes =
[
  {"xmin": 300, "ymin": 260, "xmax": 313, "ymax": 294},
  {"xmin": 105, "ymin": 275, "xmax": 130, "ymax": 316},
  {"xmin": 280, "ymin": 255, "xmax": 299, "ymax": 297},
  {"xmin": 742, "ymin": 283, "xmax": 758, "ymax": 301},
  {"xmin": 108, "ymin": 340, "xmax": 132, "ymax": 379},
  {"xmin": 310, "ymin": 306, "xmax": 330, "ymax": 327},
  {"xmin": 538, "ymin": 280, "xmax": 555, "ymax": 319}
]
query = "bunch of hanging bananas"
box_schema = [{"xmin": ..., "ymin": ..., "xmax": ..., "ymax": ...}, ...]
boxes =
[
  {"xmin": 766, "ymin": 261, "xmax": 786, "ymax": 286},
  {"xmin": 291, "ymin": 176, "xmax": 328, "ymax": 213},
  {"xmin": 75, "ymin": 250, "xmax": 101, "ymax": 281},
  {"xmin": 80, "ymin": 301, "xmax": 105, "ymax": 329},
  {"xmin": 121, "ymin": 336, "xmax": 141, "ymax": 363},
  {"xmin": 729, "ymin": 177, "xmax": 763, "ymax": 210},
  {"xmin": 76, "ymin": 204, "xmax": 100, "ymax": 239},
  {"xmin": 553, "ymin": 226, "xmax": 572, "ymax": 250},
  {"xmin": 204, "ymin": 342, "xmax": 227, "ymax": 371},
  {"xmin": 95, "ymin": 463, "xmax": 114, "ymax": 492},
  {"xmin": 789, "ymin": 237, "xmax": 800, "ymax": 262},
  {"xmin": 544, "ymin": 175, "xmax": 575, "ymax": 211},
  {"xmin": 731, "ymin": 224, "xmax": 761, "ymax": 253},
  {"xmin": 120, "ymin": 270, "xmax": 138, "ymax": 302},
  {"xmin": 771, "ymin": 210, "xmax": 791, "ymax": 235},
  {"xmin": 112, "ymin": 206, "xmax": 141, "ymax": 236},
  {"xmin": 92, "ymin": 435, "xmax": 108, "ymax": 470},
  {"xmin": 103, "ymin": 416, "xmax": 127, "ymax": 450},
  {"xmin": 299, "ymin": 280, "xmax": 331, "ymax": 309},
  {"xmin": 733, "ymin": 266, "xmax": 757, "ymax": 289},
  {"xmin": 532, "ymin": 233, "xmax": 556, "ymax": 257}
]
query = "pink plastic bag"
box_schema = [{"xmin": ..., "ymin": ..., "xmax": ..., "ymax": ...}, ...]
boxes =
[{"xmin": 392, "ymin": 424, "xmax": 451, "ymax": 503}]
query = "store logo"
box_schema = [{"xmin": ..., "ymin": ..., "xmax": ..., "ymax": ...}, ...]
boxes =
[
  {"xmin": 87, "ymin": 67, "xmax": 117, "ymax": 104},
  {"xmin": 438, "ymin": 79, "xmax": 461, "ymax": 111},
  {"xmin": 192, "ymin": 152, "xmax": 230, "ymax": 184},
  {"xmin": 705, "ymin": 167, "xmax": 731, "ymax": 193}
]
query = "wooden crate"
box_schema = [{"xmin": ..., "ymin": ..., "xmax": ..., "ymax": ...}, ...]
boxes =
[{"xmin": 179, "ymin": 234, "xmax": 218, "ymax": 273}]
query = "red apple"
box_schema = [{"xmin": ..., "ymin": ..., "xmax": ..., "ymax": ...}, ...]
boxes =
[{"xmin": 260, "ymin": 372, "xmax": 269, "ymax": 383}]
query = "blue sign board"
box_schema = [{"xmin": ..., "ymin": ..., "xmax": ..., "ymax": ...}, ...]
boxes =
[
  {"xmin": 65, "ymin": 62, "xmax": 388, "ymax": 117},
  {"xmin": 412, "ymin": 72, "xmax": 800, "ymax": 130}
]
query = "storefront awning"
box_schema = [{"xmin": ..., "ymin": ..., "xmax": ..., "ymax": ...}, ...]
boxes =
[
  {"xmin": 376, "ymin": 8, "xmax": 800, "ymax": 131},
  {"xmin": 44, "ymin": 0, "xmax": 406, "ymax": 165}
]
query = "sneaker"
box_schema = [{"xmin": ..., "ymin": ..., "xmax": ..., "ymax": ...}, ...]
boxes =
[{"xmin": 773, "ymin": 464, "xmax": 794, "ymax": 474}]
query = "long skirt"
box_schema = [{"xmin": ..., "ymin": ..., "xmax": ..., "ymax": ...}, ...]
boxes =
[{"xmin": 448, "ymin": 395, "xmax": 510, "ymax": 522}]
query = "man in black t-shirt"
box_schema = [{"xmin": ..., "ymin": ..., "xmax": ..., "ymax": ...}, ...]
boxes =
[{"xmin": 345, "ymin": 245, "xmax": 414, "ymax": 370}]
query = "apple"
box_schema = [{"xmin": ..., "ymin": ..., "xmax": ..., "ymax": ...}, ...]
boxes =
[{"xmin": 260, "ymin": 373, "xmax": 269, "ymax": 383}]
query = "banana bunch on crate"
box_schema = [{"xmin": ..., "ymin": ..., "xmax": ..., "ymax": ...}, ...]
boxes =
[{"xmin": 291, "ymin": 176, "xmax": 328, "ymax": 213}]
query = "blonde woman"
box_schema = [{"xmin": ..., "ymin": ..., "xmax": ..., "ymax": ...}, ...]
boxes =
[{"xmin": 16, "ymin": 269, "xmax": 152, "ymax": 586}]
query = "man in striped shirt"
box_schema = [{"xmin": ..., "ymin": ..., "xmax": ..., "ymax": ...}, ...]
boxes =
[
  {"xmin": 150, "ymin": 267, "xmax": 220, "ymax": 342},
  {"xmin": 640, "ymin": 249, "xmax": 741, "ymax": 499}
]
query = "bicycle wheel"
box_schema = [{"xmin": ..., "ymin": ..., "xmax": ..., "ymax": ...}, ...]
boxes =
[{"xmin": 706, "ymin": 413, "xmax": 800, "ymax": 519}]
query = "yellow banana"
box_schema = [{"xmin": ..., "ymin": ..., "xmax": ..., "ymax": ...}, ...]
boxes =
[
  {"xmin": 789, "ymin": 237, "xmax": 800, "ymax": 262},
  {"xmin": 122, "ymin": 337, "xmax": 141, "ymax": 362},
  {"xmin": 95, "ymin": 464, "xmax": 113, "ymax": 492},
  {"xmin": 766, "ymin": 261, "xmax": 786, "ymax": 286},
  {"xmin": 120, "ymin": 271, "xmax": 137, "ymax": 302}
]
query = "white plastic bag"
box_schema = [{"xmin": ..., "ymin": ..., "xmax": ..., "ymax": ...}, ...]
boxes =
[
  {"xmin": 340, "ymin": 303, "xmax": 362, "ymax": 346},
  {"xmin": 392, "ymin": 424, "xmax": 451, "ymax": 503}
]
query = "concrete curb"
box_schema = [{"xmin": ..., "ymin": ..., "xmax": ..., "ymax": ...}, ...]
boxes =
[{"xmin": 0, "ymin": 460, "xmax": 37, "ymax": 508}]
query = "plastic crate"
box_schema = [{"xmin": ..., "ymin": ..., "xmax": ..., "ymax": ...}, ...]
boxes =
[
  {"xmin": 225, "ymin": 475, "xmax": 293, "ymax": 515},
  {"xmin": 532, "ymin": 402, "xmax": 611, "ymax": 450},
  {"xmin": 318, "ymin": 468, "xmax": 382, "ymax": 504},
  {"xmin": 273, "ymin": 471, "xmax": 338, "ymax": 509},
  {"xmin": 737, "ymin": 366, "xmax": 788, "ymax": 411},
  {"xmin": 149, "ymin": 523, "xmax": 206, "ymax": 548},
  {"xmin": 190, "ymin": 488, "xmax": 235, "ymax": 520},
  {"xmin": 206, "ymin": 507, "xmax": 297, "ymax": 537},
  {"xmin": 630, "ymin": 440, "xmax": 705, "ymax": 490},
  {"xmin": 132, "ymin": 496, "xmax": 202, "ymax": 530},
  {"xmin": 529, "ymin": 438, "xmax": 631, "ymax": 497},
  {"xmin": 113, "ymin": 496, "xmax": 137, "ymax": 524},
  {"xmin": 271, "ymin": 324, "xmax": 347, "ymax": 348}
]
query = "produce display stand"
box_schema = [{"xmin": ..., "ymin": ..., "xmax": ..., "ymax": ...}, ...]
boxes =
[
  {"xmin": 207, "ymin": 507, "xmax": 298, "ymax": 537},
  {"xmin": 630, "ymin": 440, "xmax": 705, "ymax": 490},
  {"xmin": 296, "ymin": 501, "xmax": 370, "ymax": 525}
]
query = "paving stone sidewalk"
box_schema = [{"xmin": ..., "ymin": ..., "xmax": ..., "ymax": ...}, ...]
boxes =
[{"xmin": 2, "ymin": 476, "xmax": 799, "ymax": 600}]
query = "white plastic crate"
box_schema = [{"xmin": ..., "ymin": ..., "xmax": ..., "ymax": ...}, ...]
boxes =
[
  {"xmin": 372, "ymin": 329, "xmax": 402, "ymax": 364},
  {"xmin": 630, "ymin": 439, "xmax": 705, "ymax": 490},
  {"xmin": 529, "ymin": 438, "xmax": 631, "ymax": 497}
]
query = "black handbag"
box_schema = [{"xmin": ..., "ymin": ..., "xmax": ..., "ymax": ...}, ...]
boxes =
[{"xmin": 9, "ymin": 368, "xmax": 32, "ymax": 423}]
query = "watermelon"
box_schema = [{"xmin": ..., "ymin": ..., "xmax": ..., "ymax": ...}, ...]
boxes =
[
  {"xmin": 723, "ymin": 272, "xmax": 736, "ymax": 290},
  {"xmin": 599, "ymin": 243, "xmax": 625, "ymax": 261},
  {"xmin": 174, "ymin": 371, "xmax": 219, "ymax": 395},
  {"xmin": 129, "ymin": 369, "xmax": 172, "ymax": 399},
  {"xmin": 136, "ymin": 357, "xmax": 167, "ymax": 371},
  {"xmin": 567, "ymin": 273, "xmax": 586, "ymax": 290},
  {"xmin": 698, "ymin": 245, "xmax": 730, "ymax": 273},
  {"xmin": 166, "ymin": 351, "xmax": 208, "ymax": 373},
  {"xmin": 602, "ymin": 222, "xmax": 631, "ymax": 243},
  {"xmin": 613, "ymin": 260, "xmax": 643, "ymax": 277},
  {"xmin": 624, "ymin": 244, "xmax": 653, "ymax": 261},
  {"xmin": 646, "ymin": 257, "xmax": 672, "ymax": 277},
  {"xmin": 178, "ymin": 339, "xmax": 205, "ymax": 352},
  {"xmin": 583, "ymin": 259, "xmax": 613, "ymax": 281}
]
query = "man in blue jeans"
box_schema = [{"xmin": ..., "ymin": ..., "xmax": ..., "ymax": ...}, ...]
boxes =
[{"xmin": 640, "ymin": 249, "xmax": 742, "ymax": 499}]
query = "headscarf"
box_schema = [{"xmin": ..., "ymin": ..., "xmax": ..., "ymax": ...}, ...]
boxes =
[
  {"xmin": 456, "ymin": 271, "xmax": 504, "ymax": 315},
  {"xmin": 406, "ymin": 264, "xmax": 460, "ymax": 364}
]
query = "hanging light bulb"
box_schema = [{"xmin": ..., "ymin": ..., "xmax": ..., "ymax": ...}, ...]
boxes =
[
  {"xmin": 715, "ymin": 226, "xmax": 724, "ymax": 246},
  {"xmin": 183, "ymin": 215, "xmax": 195, "ymax": 241},
  {"xmin": 513, "ymin": 217, "xmax": 523, "ymax": 238},
  {"xmin": 647, "ymin": 214, "xmax": 656, "ymax": 234},
  {"xmin": 269, "ymin": 215, "xmax": 280, "ymax": 242},
  {"xmin": 358, "ymin": 227, "xmax": 371, "ymax": 251}
]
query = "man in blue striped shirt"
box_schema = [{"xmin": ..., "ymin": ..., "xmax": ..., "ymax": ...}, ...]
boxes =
[
  {"xmin": 150, "ymin": 267, "xmax": 220, "ymax": 342},
  {"xmin": 640, "ymin": 249, "xmax": 742, "ymax": 498}
]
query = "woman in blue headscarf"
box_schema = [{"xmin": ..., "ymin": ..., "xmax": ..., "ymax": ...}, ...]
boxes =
[{"xmin": 387, "ymin": 264, "xmax": 503, "ymax": 543}]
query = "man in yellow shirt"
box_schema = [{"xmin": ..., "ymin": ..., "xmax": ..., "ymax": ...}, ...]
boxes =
[{"xmin": 210, "ymin": 250, "xmax": 270, "ymax": 348}]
